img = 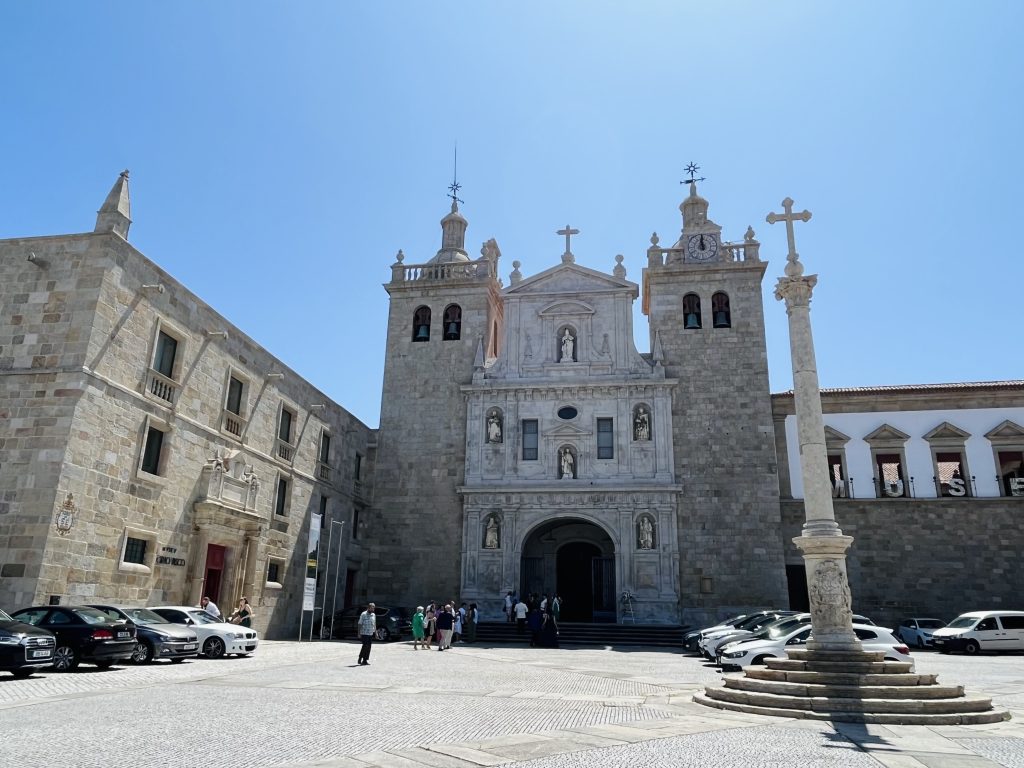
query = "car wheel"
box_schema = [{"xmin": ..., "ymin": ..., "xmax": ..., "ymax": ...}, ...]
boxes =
[
  {"xmin": 916, "ymin": 637, "xmax": 925, "ymax": 649},
  {"xmin": 95, "ymin": 660, "xmax": 114, "ymax": 669},
  {"xmin": 11, "ymin": 668, "xmax": 34, "ymax": 679},
  {"xmin": 131, "ymin": 641, "xmax": 154, "ymax": 664},
  {"xmin": 375, "ymin": 628, "xmax": 391, "ymax": 642},
  {"xmin": 963, "ymin": 640, "xmax": 980, "ymax": 655},
  {"xmin": 52, "ymin": 645, "xmax": 79, "ymax": 672},
  {"xmin": 752, "ymin": 655, "xmax": 770, "ymax": 666},
  {"xmin": 203, "ymin": 637, "xmax": 226, "ymax": 659}
]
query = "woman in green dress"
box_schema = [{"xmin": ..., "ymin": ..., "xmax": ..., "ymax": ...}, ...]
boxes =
[{"xmin": 411, "ymin": 606, "xmax": 426, "ymax": 649}]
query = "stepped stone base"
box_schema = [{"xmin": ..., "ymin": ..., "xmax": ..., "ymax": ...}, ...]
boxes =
[{"xmin": 696, "ymin": 648, "xmax": 1010, "ymax": 725}]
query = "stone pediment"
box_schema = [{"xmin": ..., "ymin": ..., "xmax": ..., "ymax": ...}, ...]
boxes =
[
  {"xmin": 923, "ymin": 421, "xmax": 971, "ymax": 443},
  {"xmin": 863, "ymin": 423, "xmax": 910, "ymax": 445},
  {"xmin": 505, "ymin": 263, "xmax": 636, "ymax": 297},
  {"xmin": 985, "ymin": 419, "xmax": 1024, "ymax": 444},
  {"xmin": 538, "ymin": 300, "xmax": 596, "ymax": 317},
  {"xmin": 543, "ymin": 422, "xmax": 593, "ymax": 438},
  {"xmin": 823, "ymin": 425, "xmax": 851, "ymax": 447}
]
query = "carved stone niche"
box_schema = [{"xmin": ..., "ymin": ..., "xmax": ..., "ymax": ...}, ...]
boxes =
[{"xmin": 195, "ymin": 449, "xmax": 261, "ymax": 523}]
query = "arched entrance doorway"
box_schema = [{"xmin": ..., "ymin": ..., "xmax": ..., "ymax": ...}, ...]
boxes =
[{"xmin": 520, "ymin": 518, "xmax": 616, "ymax": 622}]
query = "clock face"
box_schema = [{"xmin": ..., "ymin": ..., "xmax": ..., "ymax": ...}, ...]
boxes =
[{"xmin": 686, "ymin": 233, "xmax": 718, "ymax": 261}]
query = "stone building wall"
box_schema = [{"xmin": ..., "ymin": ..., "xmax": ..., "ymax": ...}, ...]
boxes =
[
  {"xmin": 368, "ymin": 262, "xmax": 502, "ymax": 610},
  {"xmin": 0, "ymin": 227, "xmax": 374, "ymax": 638},
  {"xmin": 780, "ymin": 498, "xmax": 1024, "ymax": 628},
  {"xmin": 645, "ymin": 254, "xmax": 789, "ymax": 625}
]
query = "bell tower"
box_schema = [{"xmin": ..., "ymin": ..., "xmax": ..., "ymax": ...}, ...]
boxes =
[
  {"xmin": 370, "ymin": 190, "xmax": 504, "ymax": 607},
  {"xmin": 643, "ymin": 175, "xmax": 788, "ymax": 625}
]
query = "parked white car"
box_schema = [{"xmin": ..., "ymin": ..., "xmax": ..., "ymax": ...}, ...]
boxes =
[
  {"xmin": 151, "ymin": 606, "xmax": 258, "ymax": 659},
  {"xmin": 718, "ymin": 623, "xmax": 912, "ymax": 670},
  {"xmin": 699, "ymin": 611, "xmax": 799, "ymax": 659},
  {"xmin": 895, "ymin": 617, "xmax": 946, "ymax": 648},
  {"xmin": 931, "ymin": 611, "xmax": 1024, "ymax": 654}
]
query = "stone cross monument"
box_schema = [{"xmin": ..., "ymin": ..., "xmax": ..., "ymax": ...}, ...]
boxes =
[{"xmin": 770, "ymin": 197, "xmax": 859, "ymax": 652}]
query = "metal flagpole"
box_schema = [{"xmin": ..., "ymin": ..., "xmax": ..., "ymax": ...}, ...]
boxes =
[{"xmin": 328, "ymin": 521, "xmax": 345, "ymax": 639}]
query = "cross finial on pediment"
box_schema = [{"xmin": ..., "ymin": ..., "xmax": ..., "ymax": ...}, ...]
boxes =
[{"xmin": 557, "ymin": 224, "xmax": 579, "ymax": 263}]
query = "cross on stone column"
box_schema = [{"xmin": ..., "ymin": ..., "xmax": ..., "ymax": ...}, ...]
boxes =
[
  {"xmin": 766, "ymin": 198, "xmax": 811, "ymax": 276},
  {"xmin": 557, "ymin": 225, "xmax": 579, "ymax": 256}
]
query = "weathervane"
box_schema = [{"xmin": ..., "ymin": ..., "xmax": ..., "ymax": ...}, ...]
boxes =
[
  {"xmin": 681, "ymin": 162, "xmax": 706, "ymax": 185},
  {"xmin": 447, "ymin": 144, "xmax": 464, "ymax": 206}
]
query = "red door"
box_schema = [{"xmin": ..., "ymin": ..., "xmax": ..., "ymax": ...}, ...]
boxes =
[{"xmin": 205, "ymin": 544, "xmax": 227, "ymax": 604}]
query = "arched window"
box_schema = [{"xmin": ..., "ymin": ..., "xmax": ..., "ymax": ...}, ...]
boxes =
[
  {"xmin": 683, "ymin": 294, "xmax": 702, "ymax": 330},
  {"xmin": 443, "ymin": 304, "xmax": 462, "ymax": 341},
  {"xmin": 712, "ymin": 292, "xmax": 731, "ymax": 328},
  {"xmin": 412, "ymin": 306, "xmax": 431, "ymax": 342}
]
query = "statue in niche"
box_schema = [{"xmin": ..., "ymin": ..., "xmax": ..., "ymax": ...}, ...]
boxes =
[
  {"xmin": 559, "ymin": 447, "xmax": 575, "ymax": 479},
  {"xmin": 484, "ymin": 516, "xmax": 500, "ymax": 549},
  {"xmin": 638, "ymin": 517, "xmax": 654, "ymax": 550},
  {"xmin": 524, "ymin": 332, "xmax": 533, "ymax": 359},
  {"xmin": 486, "ymin": 410, "xmax": 503, "ymax": 443},
  {"xmin": 634, "ymin": 407, "xmax": 651, "ymax": 441},
  {"xmin": 559, "ymin": 328, "xmax": 575, "ymax": 362}
]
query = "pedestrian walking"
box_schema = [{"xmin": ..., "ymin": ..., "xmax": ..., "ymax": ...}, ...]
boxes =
[
  {"xmin": 540, "ymin": 607, "xmax": 559, "ymax": 648},
  {"xmin": 552, "ymin": 595, "xmax": 561, "ymax": 623},
  {"xmin": 436, "ymin": 604, "xmax": 454, "ymax": 650},
  {"xmin": 503, "ymin": 591, "xmax": 514, "ymax": 623},
  {"xmin": 199, "ymin": 596, "xmax": 221, "ymax": 621},
  {"xmin": 527, "ymin": 606, "xmax": 543, "ymax": 647},
  {"xmin": 424, "ymin": 607, "xmax": 436, "ymax": 650},
  {"xmin": 357, "ymin": 602, "xmax": 376, "ymax": 665},
  {"xmin": 228, "ymin": 597, "xmax": 253, "ymax": 627},
  {"xmin": 453, "ymin": 603, "xmax": 463, "ymax": 643},
  {"xmin": 464, "ymin": 603, "xmax": 478, "ymax": 643},
  {"xmin": 514, "ymin": 597, "xmax": 528, "ymax": 635},
  {"xmin": 412, "ymin": 606, "xmax": 426, "ymax": 649}
]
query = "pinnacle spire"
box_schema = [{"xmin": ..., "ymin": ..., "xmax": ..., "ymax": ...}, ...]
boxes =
[{"xmin": 95, "ymin": 170, "xmax": 132, "ymax": 239}]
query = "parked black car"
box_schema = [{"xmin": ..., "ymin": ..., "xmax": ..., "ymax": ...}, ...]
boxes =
[
  {"xmin": 88, "ymin": 605, "xmax": 200, "ymax": 664},
  {"xmin": 11, "ymin": 606, "xmax": 136, "ymax": 671},
  {"xmin": 0, "ymin": 608, "xmax": 56, "ymax": 678},
  {"xmin": 329, "ymin": 606, "xmax": 411, "ymax": 641}
]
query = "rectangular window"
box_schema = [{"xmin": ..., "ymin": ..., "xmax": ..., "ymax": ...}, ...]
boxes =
[
  {"xmin": 319, "ymin": 495, "xmax": 328, "ymax": 523},
  {"xmin": 267, "ymin": 561, "xmax": 280, "ymax": 584},
  {"xmin": 827, "ymin": 453, "xmax": 848, "ymax": 497},
  {"xmin": 226, "ymin": 376, "xmax": 244, "ymax": 415},
  {"xmin": 154, "ymin": 331, "xmax": 178, "ymax": 378},
  {"xmin": 352, "ymin": 506, "xmax": 360, "ymax": 540},
  {"xmin": 354, "ymin": 452, "xmax": 362, "ymax": 480},
  {"xmin": 320, "ymin": 432, "xmax": 331, "ymax": 464},
  {"xmin": 123, "ymin": 537, "xmax": 147, "ymax": 565},
  {"xmin": 140, "ymin": 427, "xmax": 165, "ymax": 475},
  {"xmin": 522, "ymin": 420, "xmax": 538, "ymax": 460},
  {"xmin": 934, "ymin": 450, "xmax": 969, "ymax": 497},
  {"xmin": 597, "ymin": 418, "xmax": 614, "ymax": 459},
  {"xmin": 275, "ymin": 477, "xmax": 289, "ymax": 516},
  {"xmin": 875, "ymin": 452, "xmax": 907, "ymax": 498},
  {"xmin": 279, "ymin": 407, "xmax": 294, "ymax": 444},
  {"xmin": 997, "ymin": 450, "xmax": 1024, "ymax": 496}
]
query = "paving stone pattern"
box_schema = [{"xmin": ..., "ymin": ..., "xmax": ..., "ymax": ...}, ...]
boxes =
[{"xmin": 1, "ymin": 641, "xmax": 1023, "ymax": 767}]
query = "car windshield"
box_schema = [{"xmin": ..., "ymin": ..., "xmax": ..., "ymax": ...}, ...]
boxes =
[
  {"xmin": 767, "ymin": 620, "xmax": 809, "ymax": 640},
  {"xmin": 947, "ymin": 616, "xmax": 978, "ymax": 629},
  {"xmin": 72, "ymin": 607, "xmax": 116, "ymax": 625},
  {"xmin": 119, "ymin": 608, "xmax": 168, "ymax": 625},
  {"xmin": 0, "ymin": 609, "xmax": 13, "ymax": 622},
  {"xmin": 735, "ymin": 614, "xmax": 769, "ymax": 630},
  {"xmin": 918, "ymin": 619, "xmax": 945, "ymax": 629},
  {"xmin": 186, "ymin": 610, "xmax": 221, "ymax": 624}
]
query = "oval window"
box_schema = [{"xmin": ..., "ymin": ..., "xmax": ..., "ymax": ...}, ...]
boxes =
[{"xmin": 557, "ymin": 406, "xmax": 578, "ymax": 420}]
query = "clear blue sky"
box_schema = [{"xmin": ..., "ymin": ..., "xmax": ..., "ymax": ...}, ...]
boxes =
[{"xmin": 3, "ymin": 3, "xmax": 1021, "ymax": 427}]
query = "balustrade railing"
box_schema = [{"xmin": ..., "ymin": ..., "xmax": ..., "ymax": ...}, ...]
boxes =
[
  {"xmin": 276, "ymin": 438, "xmax": 294, "ymax": 463},
  {"xmin": 147, "ymin": 369, "xmax": 178, "ymax": 405},
  {"xmin": 222, "ymin": 410, "xmax": 245, "ymax": 438},
  {"xmin": 646, "ymin": 240, "xmax": 760, "ymax": 267},
  {"xmin": 316, "ymin": 462, "xmax": 332, "ymax": 482},
  {"xmin": 392, "ymin": 257, "xmax": 496, "ymax": 283}
]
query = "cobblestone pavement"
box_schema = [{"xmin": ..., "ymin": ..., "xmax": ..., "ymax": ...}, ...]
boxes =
[{"xmin": 2, "ymin": 641, "xmax": 1022, "ymax": 767}]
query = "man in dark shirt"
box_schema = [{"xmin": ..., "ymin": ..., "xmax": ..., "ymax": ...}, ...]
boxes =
[{"xmin": 435, "ymin": 604, "xmax": 455, "ymax": 651}]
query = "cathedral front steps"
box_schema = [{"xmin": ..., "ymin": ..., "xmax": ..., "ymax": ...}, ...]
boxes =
[
  {"xmin": 475, "ymin": 621, "xmax": 687, "ymax": 647},
  {"xmin": 695, "ymin": 649, "xmax": 1010, "ymax": 725}
]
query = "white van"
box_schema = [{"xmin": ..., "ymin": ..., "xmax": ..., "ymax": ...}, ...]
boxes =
[{"xmin": 931, "ymin": 610, "xmax": 1024, "ymax": 654}]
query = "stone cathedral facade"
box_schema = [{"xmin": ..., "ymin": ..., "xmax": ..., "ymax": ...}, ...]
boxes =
[{"xmin": 1, "ymin": 173, "xmax": 1022, "ymax": 637}]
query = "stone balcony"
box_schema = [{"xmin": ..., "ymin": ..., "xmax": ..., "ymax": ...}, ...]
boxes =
[{"xmin": 146, "ymin": 368, "xmax": 178, "ymax": 405}]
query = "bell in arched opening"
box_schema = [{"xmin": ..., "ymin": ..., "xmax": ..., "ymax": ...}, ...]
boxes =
[
  {"xmin": 713, "ymin": 310, "xmax": 730, "ymax": 328},
  {"xmin": 445, "ymin": 322, "xmax": 460, "ymax": 339},
  {"xmin": 414, "ymin": 324, "xmax": 430, "ymax": 341},
  {"xmin": 684, "ymin": 312, "xmax": 700, "ymax": 330}
]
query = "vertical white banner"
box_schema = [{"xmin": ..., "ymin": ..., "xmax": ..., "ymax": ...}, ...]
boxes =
[{"xmin": 303, "ymin": 513, "xmax": 321, "ymax": 611}]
